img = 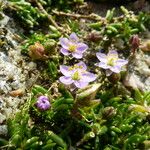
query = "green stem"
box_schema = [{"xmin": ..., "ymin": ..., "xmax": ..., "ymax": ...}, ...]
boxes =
[{"xmin": 35, "ymin": 0, "xmax": 62, "ymax": 32}]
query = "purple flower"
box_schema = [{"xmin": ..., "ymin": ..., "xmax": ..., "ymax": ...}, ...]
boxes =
[
  {"xmin": 96, "ymin": 50, "xmax": 128, "ymax": 76},
  {"xmin": 35, "ymin": 96, "xmax": 50, "ymax": 111},
  {"xmin": 59, "ymin": 33, "xmax": 88, "ymax": 59},
  {"xmin": 59, "ymin": 61, "xmax": 97, "ymax": 88}
]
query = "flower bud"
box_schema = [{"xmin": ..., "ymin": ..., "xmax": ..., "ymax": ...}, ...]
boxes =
[
  {"xmin": 29, "ymin": 42, "xmax": 48, "ymax": 60},
  {"xmin": 44, "ymin": 39, "xmax": 56, "ymax": 54},
  {"xmin": 129, "ymin": 34, "xmax": 140, "ymax": 53},
  {"xmin": 102, "ymin": 106, "xmax": 116, "ymax": 119},
  {"xmin": 107, "ymin": 73, "xmax": 121, "ymax": 84},
  {"xmin": 35, "ymin": 96, "xmax": 50, "ymax": 111},
  {"xmin": 87, "ymin": 31, "xmax": 102, "ymax": 42}
]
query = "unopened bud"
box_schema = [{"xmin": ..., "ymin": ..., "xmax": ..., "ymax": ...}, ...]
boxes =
[
  {"xmin": 102, "ymin": 106, "xmax": 116, "ymax": 119},
  {"xmin": 44, "ymin": 39, "xmax": 56, "ymax": 53},
  {"xmin": 129, "ymin": 34, "xmax": 140, "ymax": 53},
  {"xmin": 87, "ymin": 31, "xmax": 102, "ymax": 42},
  {"xmin": 29, "ymin": 42, "xmax": 48, "ymax": 60},
  {"xmin": 107, "ymin": 73, "xmax": 121, "ymax": 84}
]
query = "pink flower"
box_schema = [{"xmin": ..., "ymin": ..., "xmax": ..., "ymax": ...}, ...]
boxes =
[
  {"xmin": 59, "ymin": 33, "xmax": 88, "ymax": 59},
  {"xmin": 59, "ymin": 62, "xmax": 97, "ymax": 88},
  {"xmin": 35, "ymin": 96, "xmax": 50, "ymax": 111},
  {"xmin": 96, "ymin": 50, "xmax": 128, "ymax": 76}
]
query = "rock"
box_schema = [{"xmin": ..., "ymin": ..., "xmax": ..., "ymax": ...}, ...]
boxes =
[
  {"xmin": 0, "ymin": 114, "xmax": 6, "ymax": 124},
  {"xmin": 124, "ymin": 51, "xmax": 150, "ymax": 91},
  {"xmin": 9, "ymin": 89, "xmax": 24, "ymax": 97},
  {"xmin": 140, "ymin": 40, "xmax": 150, "ymax": 52},
  {"xmin": 124, "ymin": 73, "xmax": 144, "ymax": 90},
  {"xmin": 0, "ymin": 125, "xmax": 8, "ymax": 136},
  {"xmin": 0, "ymin": 13, "xmax": 9, "ymax": 27},
  {"xmin": 0, "ymin": 12, "xmax": 39, "ymax": 135},
  {"xmin": 3, "ymin": 108, "xmax": 13, "ymax": 118},
  {"xmin": 114, "ymin": 38, "xmax": 125, "ymax": 50}
]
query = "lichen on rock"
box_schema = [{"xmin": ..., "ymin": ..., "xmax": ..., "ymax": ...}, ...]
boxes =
[{"xmin": 0, "ymin": 12, "xmax": 39, "ymax": 135}]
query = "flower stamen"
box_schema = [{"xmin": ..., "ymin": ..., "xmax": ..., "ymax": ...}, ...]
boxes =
[
  {"xmin": 72, "ymin": 71, "xmax": 81, "ymax": 80},
  {"xmin": 69, "ymin": 45, "xmax": 76, "ymax": 52},
  {"xmin": 107, "ymin": 58, "xmax": 116, "ymax": 66}
]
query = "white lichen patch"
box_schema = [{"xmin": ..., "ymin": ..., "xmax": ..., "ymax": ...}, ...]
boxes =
[{"xmin": 0, "ymin": 13, "xmax": 39, "ymax": 135}]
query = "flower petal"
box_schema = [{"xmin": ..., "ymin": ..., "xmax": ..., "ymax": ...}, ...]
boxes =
[
  {"xmin": 74, "ymin": 81, "xmax": 89, "ymax": 88},
  {"xmin": 59, "ymin": 38, "xmax": 69, "ymax": 49},
  {"xmin": 81, "ymin": 72, "xmax": 97, "ymax": 82},
  {"xmin": 38, "ymin": 96, "xmax": 49, "ymax": 102},
  {"xmin": 76, "ymin": 61, "xmax": 87, "ymax": 70},
  {"xmin": 116, "ymin": 59, "xmax": 128, "ymax": 66},
  {"xmin": 96, "ymin": 52, "xmax": 107, "ymax": 62},
  {"xmin": 110, "ymin": 65, "xmax": 121, "ymax": 73},
  {"xmin": 60, "ymin": 48, "xmax": 70, "ymax": 56},
  {"xmin": 36, "ymin": 96, "xmax": 50, "ymax": 110},
  {"xmin": 59, "ymin": 76, "xmax": 73, "ymax": 85},
  {"xmin": 69, "ymin": 32, "xmax": 79, "ymax": 42},
  {"xmin": 97, "ymin": 62, "xmax": 111, "ymax": 69},
  {"xmin": 107, "ymin": 50, "xmax": 118, "ymax": 59},
  {"xmin": 72, "ymin": 52, "xmax": 83, "ymax": 59},
  {"xmin": 76, "ymin": 43, "xmax": 88, "ymax": 53},
  {"xmin": 60, "ymin": 65, "xmax": 72, "ymax": 76}
]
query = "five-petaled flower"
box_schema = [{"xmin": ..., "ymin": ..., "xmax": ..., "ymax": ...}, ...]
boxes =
[
  {"xmin": 35, "ymin": 96, "xmax": 50, "ymax": 111},
  {"xmin": 59, "ymin": 33, "xmax": 88, "ymax": 59},
  {"xmin": 96, "ymin": 50, "xmax": 128, "ymax": 76},
  {"xmin": 59, "ymin": 61, "xmax": 97, "ymax": 88}
]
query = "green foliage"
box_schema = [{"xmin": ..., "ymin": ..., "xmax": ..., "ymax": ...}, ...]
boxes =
[
  {"xmin": 21, "ymin": 26, "xmax": 60, "ymax": 55},
  {"xmin": 91, "ymin": 0, "xmax": 134, "ymax": 4},
  {"xmin": 138, "ymin": 12, "xmax": 150, "ymax": 31},
  {"xmin": 2, "ymin": 2, "xmax": 150, "ymax": 150},
  {"xmin": 6, "ymin": 0, "xmax": 84, "ymax": 29},
  {"xmin": 47, "ymin": 61, "xmax": 58, "ymax": 81},
  {"xmin": 89, "ymin": 7, "xmax": 150, "ymax": 52},
  {"xmin": 1, "ymin": 110, "xmax": 42, "ymax": 150},
  {"xmin": 1, "ymin": 84, "xmax": 150, "ymax": 150},
  {"xmin": 7, "ymin": 0, "xmax": 46, "ymax": 28},
  {"xmin": 0, "ymin": 85, "xmax": 74, "ymax": 150}
]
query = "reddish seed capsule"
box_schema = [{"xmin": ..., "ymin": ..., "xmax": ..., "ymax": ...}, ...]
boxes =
[
  {"xmin": 29, "ymin": 42, "xmax": 48, "ymax": 60},
  {"xmin": 129, "ymin": 34, "xmax": 140, "ymax": 54},
  {"xmin": 87, "ymin": 32, "xmax": 102, "ymax": 42}
]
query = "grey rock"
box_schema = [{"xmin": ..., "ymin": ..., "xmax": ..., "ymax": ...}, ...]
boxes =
[
  {"xmin": 0, "ymin": 125, "xmax": 8, "ymax": 136},
  {"xmin": 124, "ymin": 51, "xmax": 150, "ymax": 91}
]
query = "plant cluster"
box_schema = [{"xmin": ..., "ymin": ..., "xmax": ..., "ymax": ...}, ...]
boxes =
[
  {"xmin": 1, "ymin": 85, "xmax": 150, "ymax": 150},
  {"xmin": 1, "ymin": 1, "xmax": 150, "ymax": 150},
  {"xmin": 5, "ymin": 0, "xmax": 84, "ymax": 28}
]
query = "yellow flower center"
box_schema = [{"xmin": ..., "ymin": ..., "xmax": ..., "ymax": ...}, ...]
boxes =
[
  {"xmin": 69, "ymin": 44, "xmax": 76, "ymax": 52},
  {"xmin": 72, "ymin": 71, "xmax": 81, "ymax": 80},
  {"xmin": 107, "ymin": 57, "xmax": 116, "ymax": 66}
]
